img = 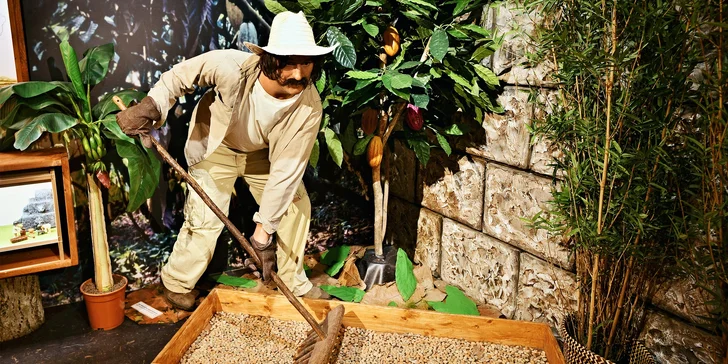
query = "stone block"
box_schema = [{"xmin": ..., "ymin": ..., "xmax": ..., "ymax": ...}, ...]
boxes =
[
  {"xmin": 414, "ymin": 208, "xmax": 443, "ymax": 277},
  {"xmin": 464, "ymin": 87, "xmax": 533, "ymax": 169},
  {"xmin": 529, "ymin": 90, "xmax": 564, "ymax": 177},
  {"xmin": 484, "ymin": 1, "xmax": 556, "ymax": 86},
  {"xmin": 388, "ymin": 139, "xmax": 417, "ymax": 203},
  {"xmin": 651, "ymin": 277, "xmax": 712, "ymax": 326},
  {"xmin": 440, "ymin": 218, "xmax": 519, "ymax": 318},
  {"xmin": 385, "ymin": 196, "xmax": 420, "ymax": 256},
  {"xmin": 417, "ymin": 151, "xmax": 485, "ymax": 230},
  {"xmin": 483, "ymin": 163, "xmax": 572, "ymax": 268},
  {"xmin": 640, "ymin": 310, "xmax": 723, "ymax": 364},
  {"xmin": 515, "ymin": 252, "xmax": 578, "ymax": 327}
]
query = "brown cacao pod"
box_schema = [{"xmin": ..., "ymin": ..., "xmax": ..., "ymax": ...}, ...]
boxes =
[
  {"xmin": 361, "ymin": 108, "xmax": 378, "ymax": 135},
  {"xmin": 367, "ymin": 136, "xmax": 383, "ymax": 168},
  {"xmin": 406, "ymin": 103, "xmax": 424, "ymax": 131},
  {"xmin": 383, "ymin": 26, "xmax": 400, "ymax": 57}
]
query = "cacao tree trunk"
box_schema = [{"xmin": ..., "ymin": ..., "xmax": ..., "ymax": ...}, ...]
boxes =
[
  {"xmin": 0, "ymin": 275, "xmax": 44, "ymax": 342},
  {"xmin": 87, "ymin": 173, "xmax": 113, "ymax": 292}
]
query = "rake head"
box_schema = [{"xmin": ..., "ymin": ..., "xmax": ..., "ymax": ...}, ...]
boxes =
[{"xmin": 293, "ymin": 305, "xmax": 345, "ymax": 364}]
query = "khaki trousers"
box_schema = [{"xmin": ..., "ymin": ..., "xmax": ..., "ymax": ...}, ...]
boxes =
[{"xmin": 161, "ymin": 145, "xmax": 313, "ymax": 296}]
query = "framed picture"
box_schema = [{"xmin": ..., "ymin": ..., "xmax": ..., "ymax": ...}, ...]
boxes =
[
  {"xmin": 0, "ymin": 147, "xmax": 78, "ymax": 278},
  {"xmin": 0, "ymin": 0, "xmax": 28, "ymax": 86}
]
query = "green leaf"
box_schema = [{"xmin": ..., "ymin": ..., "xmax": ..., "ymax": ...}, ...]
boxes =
[
  {"xmin": 471, "ymin": 44, "xmax": 495, "ymax": 62},
  {"xmin": 447, "ymin": 28, "xmax": 469, "ymax": 39},
  {"xmin": 346, "ymin": 70, "xmax": 379, "ymax": 80},
  {"xmin": 453, "ymin": 0, "xmax": 470, "ymax": 15},
  {"xmin": 324, "ymin": 128, "xmax": 343, "ymax": 167},
  {"xmin": 401, "ymin": 0, "xmax": 437, "ymax": 11},
  {"xmin": 116, "ymin": 139, "xmax": 160, "ymax": 212},
  {"xmin": 320, "ymin": 285, "xmax": 365, "ymax": 302},
  {"xmin": 445, "ymin": 70, "xmax": 472, "ymax": 90},
  {"xmin": 216, "ymin": 274, "xmax": 257, "ymax": 288},
  {"xmin": 362, "ymin": 22, "xmax": 379, "ymax": 37},
  {"xmin": 13, "ymin": 113, "xmax": 79, "ymax": 150},
  {"xmin": 264, "ymin": 0, "xmax": 289, "ymax": 13},
  {"xmin": 429, "ymin": 29, "xmax": 449, "ymax": 62},
  {"xmin": 427, "ymin": 285, "xmax": 479, "ymax": 316},
  {"xmin": 309, "ymin": 138, "xmax": 320, "ymax": 167},
  {"xmin": 330, "ymin": 0, "xmax": 364, "ymax": 20},
  {"xmin": 436, "ymin": 133, "xmax": 451, "ymax": 155},
  {"xmin": 326, "ymin": 27, "xmax": 357, "ymax": 69},
  {"xmin": 298, "ymin": 0, "xmax": 321, "ymax": 12},
  {"xmin": 412, "ymin": 93, "xmax": 430, "ymax": 109},
  {"xmin": 474, "ymin": 64, "xmax": 499, "ymax": 87},
  {"xmin": 388, "ymin": 301, "xmax": 398, "ymax": 307},
  {"xmin": 0, "ymin": 82, "xmax": 67, "ymax": 104},
  {"xmin": 382, "ymin": 73, "xmax": 411, "ymax": 101},
  {"xmin": 100, "ymin": 116, "xmax": 134, "ymax": 142},
  {"xmin": 407, "ymin": 138, "xmax": 430, "ymax": 165},
  {"xmin": 459, "ymin": 24, "xmax": 491, "ymax": 38},
  {"xmin": 353, "ymin": 134, "xmax": 373, "ymax": 155},
  {"xmin": 93, "ymin": 90, "xmax": 147, "ymax": 120},
  {"xmin": 341, "ymin": 121, "xmax": 357, "ymax": 154},
  {"xmin": 395, "ymin": 61, "xmax": 421, "ymax": 71},
  {"xmin": 390, "ymin": 73, "xmax": 413, "ymax": 89},
  {"xmin": 443, "ymin": 124, "xmax": 465, "ymax": 135},
  {"xmin": 320, "ymin": 245, "xmax": 350, "ymax": 277},
  {"xmin": 59, "ymin": 40, "xmax": 86, "ymax": 102},
  {"xmin": 315, "ymin": 70, "xmax": 327, "ymax": 93},
  {"xmin": 79, "ymin": 43, "xmax": 114, "ymax": 86},
  {"xmin": 395, "ymin": 248, "xmax": 417, "ymax": 301}
]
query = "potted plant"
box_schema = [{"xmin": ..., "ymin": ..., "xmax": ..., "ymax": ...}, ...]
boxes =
[
  {"xmin": 0, "ymin": 39, "xmax": 160, "ymax": 330},
  {"xmin": 268, "ymin": 0, "xmax": 502, "ymax": 285}
]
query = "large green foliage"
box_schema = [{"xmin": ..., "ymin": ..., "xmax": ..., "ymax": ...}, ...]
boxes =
[
  {"xmin": 0, "ymin": 41, "xmax": 158, "ymax": 212},
  {"xmin": 265, "ymin": 0, "xmax": 502, "ymax": 167}
]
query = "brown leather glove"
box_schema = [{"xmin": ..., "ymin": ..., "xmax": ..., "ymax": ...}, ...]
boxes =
[
  {"xmin": 116, "ymin": 96, "xmax": 161, "ymax": 148},
  {"xmin": 251, "ymin": 235, "xmax": 277, "ymax": 283}
]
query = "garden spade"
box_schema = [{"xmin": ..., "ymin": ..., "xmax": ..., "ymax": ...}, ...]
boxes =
[{"xmin": 113, "ymin": 96, "xmax": 344, "ymax": 364}]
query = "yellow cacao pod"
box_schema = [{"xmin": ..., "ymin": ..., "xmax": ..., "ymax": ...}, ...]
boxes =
[
  {"xmin": 367, "ymin": 136, "xmax": 383, "ymax": 168},
  {"xmin": 383, "ymin": 26, "xmax": 400, "ymax": 57},
  {"xmin": 361, "ymin": 108, "xmax": 378, "ymax": 135}
]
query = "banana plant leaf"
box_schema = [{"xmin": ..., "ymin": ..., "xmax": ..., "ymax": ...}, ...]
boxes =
[
  {"xmin": 13, "ymin": 113, "xmax": 79, "ymax": 150},
  {"xmin": 79, "ymin": 43, "xmax": 115, "ymax": 86},
  {"xmin": 93, "ymin": 90, "xmax": 147, "ymax": 120}
]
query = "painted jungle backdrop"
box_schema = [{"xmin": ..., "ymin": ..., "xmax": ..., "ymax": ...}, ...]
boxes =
[{"xmin": 20, "ymin": 0, "xmax": 373, "ymax": 306}]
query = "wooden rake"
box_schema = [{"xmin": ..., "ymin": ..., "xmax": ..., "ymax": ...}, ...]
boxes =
[{"xmin": 113, "ymin": 97, "xmax": 344, "ymax": 364}]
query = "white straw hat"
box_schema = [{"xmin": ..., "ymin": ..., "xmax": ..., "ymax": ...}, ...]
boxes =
[{"xmin": 244, "ymin": 11, "xmax": 337, "ymax": 56}]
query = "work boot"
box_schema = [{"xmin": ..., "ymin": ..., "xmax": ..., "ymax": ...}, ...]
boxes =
[
  {"xmin": 163, "ymin": 286, "xmax": 198, "ymax": 311},
  {"xmin": 302, "ymin": 286, "xmax": 331, "ymax": 300}
]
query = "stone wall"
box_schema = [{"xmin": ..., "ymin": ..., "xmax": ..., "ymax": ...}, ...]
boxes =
[{"xmin": 386, "ymin": 2, "xmax": 722, "ymax": 363}]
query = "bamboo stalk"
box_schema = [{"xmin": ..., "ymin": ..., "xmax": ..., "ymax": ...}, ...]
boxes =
[
  {"xmin": 87, "ymin": 173, "xmax": 113, "ymax": 292},
  {"xmin": 372, "ymin": 165, "xmax": 383, "ymax": 257}
]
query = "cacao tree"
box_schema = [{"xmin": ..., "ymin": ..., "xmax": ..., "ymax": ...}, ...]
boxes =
[{"xmin": 266, "ymin": 0, "xmax": 502, "ymax": 255}]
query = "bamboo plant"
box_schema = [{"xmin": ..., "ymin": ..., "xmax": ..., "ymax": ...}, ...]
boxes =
[
  {"xmin": 0, "ymin": 40, "xmax": 160, "ymax": 293},
  {"xmin": 529, "ymin": 0, "xmax": 727, "ymax": 360},
  {"xmin": 268, "ymin": 0, "xmax": 502, "ymax": 256}
]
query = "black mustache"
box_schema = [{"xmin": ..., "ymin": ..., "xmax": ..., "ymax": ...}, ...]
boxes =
[{"xmin": 281, "ymin": 78, "xmax": 309, "ymax": 87}]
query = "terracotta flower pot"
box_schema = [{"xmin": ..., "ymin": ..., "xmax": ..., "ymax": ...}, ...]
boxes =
[{"xmin": 80, "ymin": 274, "xmax": 128, "ymax": 330}]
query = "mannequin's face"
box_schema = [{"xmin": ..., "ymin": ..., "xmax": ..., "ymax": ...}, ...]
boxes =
[{"xmin": 275, "ymin": 56, "xmax": 315, "ymax": 96}]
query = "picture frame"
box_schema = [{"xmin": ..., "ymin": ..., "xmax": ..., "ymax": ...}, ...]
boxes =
[
  {"xmin": 0, "ymin": 0, "xmax": 29, "ymax": 86},
  {"xmin": 0, "ymin": 147, "xmax": 78, "ymax": 278}
]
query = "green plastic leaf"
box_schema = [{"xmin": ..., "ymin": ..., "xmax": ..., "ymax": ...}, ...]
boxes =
[
  {"xmin": 395, "ymin": 248, "xmax": 417, "ymax": 301},
  {"xmin": 412, "ymin": 93, "xmax": 430, "ymax": 109},
  {"xmin": 324, "ymin": 128, "xmax": 343, "ymax": 167},
  {"xmin": 264, "ymin": 0, "xmax": 288, "ymax": 13},
  {"xmin": 216, "ymin": 274, "xmax": 257, "ymax": 288},
  {"xmin": 362, "ymin": 23, "xmax": 379, "ymax": 37},
  {"xmin": 353, "ymin": 134, "xmax": 373, "ymax": 155},
  {"xmin": 320, "ymin": 245, "xmax": 350, "ymax": 277},
  {"xmin": 13, "ymin": 113, "xmax": 79, "ymax": 150},
  {"xmin": 320, "ymin": 285, "xmax": 365, "ymax": 302},
  {"xmin": 326, "ymin": 27, "xmax": 356, "ymax": 69},
  {"xmin": 59, "ymin": 40, "xmax": 86, "ymax": 102},
  {"xmin": 436, "ymin": 133, "xmax": 451, "ymax": 156},
  {"xmin": 407, "ymin": 139, "xmax": 430, "ymax": 165},
  {"xmin": 315, "ymin": 70, "xmax": 327, "ymax": 93},
  {"xmin": 427, "ymin": 285, "xmax": 479, "ymax": 316},
  {"xmin": 429, "ymin": 29, "xmax": 449, "ymax": 62},
  {"xmin": 79, "ymin": 43, "xmax": 114, "ymax": 86},
  {"xmin": 388, "ymin": 301, "xmax": 398, "ymax": 307},
  {"xmin": 346, "ymin": 70, "xmax": 379, "ymax": 80},
  {"xmin": 309, "ymin": 138, "xmax": 320, "ymax": 167},
  {"xmin": 474, "ymin": 64, "xmax": 499, "ymax": 87}
]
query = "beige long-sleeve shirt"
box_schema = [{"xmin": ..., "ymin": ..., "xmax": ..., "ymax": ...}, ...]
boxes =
[{"xmin": 147, "ymin": 50, "xmax": 322, "ymax": 234}]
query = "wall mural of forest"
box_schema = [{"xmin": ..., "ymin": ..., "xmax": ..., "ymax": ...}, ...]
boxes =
[{"xmin": 21, "ymin": 0, "xmax": 372, "ymax": 306}]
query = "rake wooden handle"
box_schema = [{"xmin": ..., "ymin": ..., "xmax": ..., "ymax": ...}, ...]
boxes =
[{"xmin": 112, "ymin": 96, "xmax": 326, "ymax": 339}]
